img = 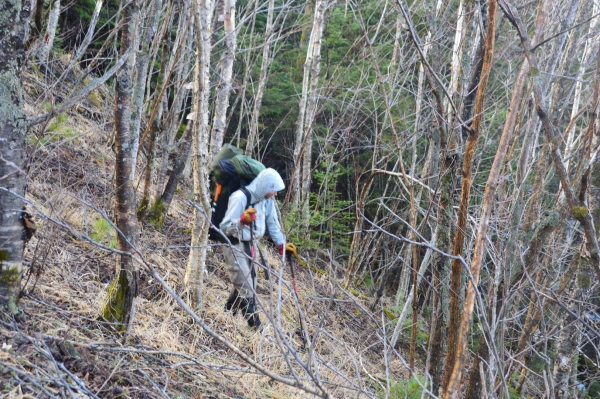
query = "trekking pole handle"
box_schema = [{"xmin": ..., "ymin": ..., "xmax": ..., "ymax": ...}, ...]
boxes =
[{"xmin": 287, "ymin": 253, "xmax": 298, "ymax": 294}]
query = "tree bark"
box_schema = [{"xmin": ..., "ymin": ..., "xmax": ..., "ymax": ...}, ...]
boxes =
[
  {"xmin": 155, "ymin": 6, "xmax": 192, "ymax": 200},
  {"xmin": 185, "ymin": 0, "xmax": 215, "ymax": 309},
  {"xmin": 245, "ymin": 0, "xmax": 275, "ymax": 157},
  {"xmin": 209, "ymin": 0, "xmax": 237, "ymax": 157},
  {"xmin": 29, "ymin": 0, "xmax": 45, "ymax": 46},
  {"xmin": 100, "ymin": 0, "xmax": 140, "ymax": 332},
  {"xmin": 160, "ymin": 122, "xmax": 194, "ymax": 213},
  {"xmin": 552, "ymin": 260, "xmax": 589, "ymax": 399},
  {"xmin": 444, "ymin": 1, "xmax": 498, "ymax": 396},
  {"xmin": 130, "ymin": 0, "xmax": 163, "ymax": 181},
  {"xmin": 139, "ymin": 32, "xmax": 170, "ymax": 219},
  {"xmin": 442, "ymin": 0, "xmax": 489, "ymax": 389},
  {"xmin": 290, "ymin": 0, "xmax": 326, "ymax": 210},
  {"xmin": 37, "ymin": 0, "xmax": 60, "ymax": 63},
  {"xmin": 428, "ymin": 153, "xmax": 457, "ymax": 395},
  {"xmin": 0, "ymin": 0, "xmax": 27, "ymax": 313}
]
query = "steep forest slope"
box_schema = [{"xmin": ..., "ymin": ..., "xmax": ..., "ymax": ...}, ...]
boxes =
[
  {"xmin": 2, "ymin": 0, "xmax": 600, "ymax": 398},
  {"xmin": 0, "ymin": 60, "xmax": 409, "ymax": 399}
]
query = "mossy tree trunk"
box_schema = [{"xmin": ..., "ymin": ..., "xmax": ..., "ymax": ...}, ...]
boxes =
[
  {"xmin": 101, "ymin": 0, "xmax": 140, "ymax": 332},
  {"xmin": 0, "ymin": 0, "xmax": 27, "ymax": 313}
]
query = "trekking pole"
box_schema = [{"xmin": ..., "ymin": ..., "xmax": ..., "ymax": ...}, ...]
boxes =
[
  {"xmin": 249, "ymin": 221, "xmax": 256, "ymax": 301},
  {"xmin": 286, "ymin": 251, "xmax": 307, "ymax": 347}
]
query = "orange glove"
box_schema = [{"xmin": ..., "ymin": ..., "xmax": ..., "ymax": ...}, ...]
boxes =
[
  {"xmin": 285, "ymin": 243, "xmax": 297, "ymax": 257},
  {"xmin": 240, "ymin": 208, "xmax": 257, "ymax": 225}
]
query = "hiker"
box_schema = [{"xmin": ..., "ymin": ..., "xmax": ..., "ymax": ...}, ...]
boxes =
[{"xmin": 219, "ymin": 168, "xmax": 293, "ymax": 328}]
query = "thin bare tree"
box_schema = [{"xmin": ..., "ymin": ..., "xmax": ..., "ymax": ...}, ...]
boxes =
[
  {"xmin": 100, "ymin": 0, "xmax": 140, "ymax": 332},
  {"xmin": 185, "ymin": 0, "xmax": 215, "ymax": 308},
  {"xmin": 209, "ymin": 0, "xmax": 238, "ymax": 157},
  {"xmin": 37, "ymin": 0, "xmax": 61, "ymax": 63}
]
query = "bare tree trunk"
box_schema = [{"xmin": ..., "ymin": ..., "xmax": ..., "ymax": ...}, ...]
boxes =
[
  {"xmin": 209, "ymin": 0, "xmax": 237, "ymax": 157},
  {"xmin": 426, "ymin": 2, "xmax": 471, "ymax": 391},
  {"xmin": 445, "ymin": 0, "xmax": 466, "ymax": 126},
  {"xmin": 28, "ymin": 0, "xmax": 45, "ymax": 47},
  {"xmin": 37, "ymin": 0, "xmax": 60, "ymax": 63},
  {"xmin": 291, "ymin": 0, "xmax": 326, "ymax": 209},
  {"xmin": 100, "ymin": 0, "xmax": 140, "ymax": 332},
  {"xmin": 130, "ymin": 0, "xmax": 163, "ymax": 181},
  {"xmin": 245, "ymin": 0, "xmax": 275, "ymax": 156},
  {"xmin": 428, "ymin": 153, "xmax": 457, "ymax": 395},
  {"xmin": 160, "ymin": 122, "xmax": 194, "ymax": 213},
  {"xmin": 442, "ymin": 0, "xmax": 489, "ymax": 388},
  {"xmin": 443, "ymin": 1, "xmax": 498, "ymax": 397},
  {"xmin": 0, "ymin": 0, "xmax": 27, "ymax": 313},
  {"xmin": 156, "ymin": 6, "xmax": 192, "ymax": 199},
  {"xmin": 300, "ymin": 0, "xmax": 326, "ymax": 207},
  {"xmin": 185, "ymin": 0, "xmax": 215, "ymax": 309},
  {"xmin": 51, "ymin": 0, "xmax": 104, "ymax": 83},
  {"xmin": 139, "ymin": 32, "xmax": 170, "ymax": 219}
]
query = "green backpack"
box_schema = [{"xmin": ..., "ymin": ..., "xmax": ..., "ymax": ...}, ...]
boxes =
[{"xmin": 209, "ymin": 144, "xmax": 265, "ymax": 242}]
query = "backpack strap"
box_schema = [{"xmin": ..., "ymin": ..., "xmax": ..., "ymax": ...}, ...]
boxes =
[{"xmin": 240, "ymin": 187, "xmax": 252, "ymax": 209}]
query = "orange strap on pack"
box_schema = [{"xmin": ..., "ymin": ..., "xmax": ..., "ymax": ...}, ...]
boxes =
[{"xmin": 214, "ymin": 183, "xmax": 222, "ymax": 201}]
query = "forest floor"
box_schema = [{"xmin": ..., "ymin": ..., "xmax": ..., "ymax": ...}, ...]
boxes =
[{"xmin": 0, "ymin": 57, "xmax": 413, "ymax": 398}]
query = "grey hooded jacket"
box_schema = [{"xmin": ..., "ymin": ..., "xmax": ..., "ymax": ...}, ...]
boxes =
[{"xmin": 219, "ymin": 168, "xmax": 285, "ymax": 245}]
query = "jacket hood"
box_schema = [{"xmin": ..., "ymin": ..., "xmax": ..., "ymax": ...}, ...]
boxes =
[{"xmin": 246, "ymin": 168, "xmax": 285, "ymax": 200}]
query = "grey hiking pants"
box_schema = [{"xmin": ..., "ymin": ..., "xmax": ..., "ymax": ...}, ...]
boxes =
[{"xmin": 223, "ymin": 240, "xmax": 256, "ymax": 299}]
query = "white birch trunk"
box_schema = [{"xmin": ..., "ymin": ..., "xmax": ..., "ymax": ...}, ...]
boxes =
[
  {"xmin": 51, "ymin": 0, "xmax": 103, "ymax": 86},
  {"xmin": 300, "ymin": 0, "xmax": 326, "ymax": 220},
  {"xmin": 245, "ymin": 0, "xmax": 275, "ymax": 156},
  {"xmin": 0, "ymin": 0, "xmax": 27, "ymax": 311},
  {"xmin": 290, "ymin": 5, "xmax": 316, "ymax": 207},
  {"xmin": 185, "ymin": 0, "xmax": 215, "ymax": 308},
  {"xmin": 291, "ymin": 0, "xmax": 326, "ymax": 212},
  {"xmin": 446, "ymin": 0, "xmax": 465, "ymax": 126},
  {"xmin": 38, "ymin": 0, "xmax": 60, "ymax": 63},
  {"xmin": 210, "ymin": 0, "xmax": 237, "ymax": 157}
]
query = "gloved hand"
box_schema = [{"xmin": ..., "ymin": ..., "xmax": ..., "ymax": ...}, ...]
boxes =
[
  {"xmin": 240, "ymin": 208, "xmax": 257, "ymax": 225},
  {"xmin": 285, "ymin": 242, "xmax": 297, "ymax": 257},
  {"xmin": 278, "ymin": 244, "xmax": 284, "ymax": 256}
]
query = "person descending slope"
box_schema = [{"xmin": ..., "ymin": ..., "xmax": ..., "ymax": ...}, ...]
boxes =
[{"xmin": 219, "ymin": 168, "xmax": 294, "ymax": 328}]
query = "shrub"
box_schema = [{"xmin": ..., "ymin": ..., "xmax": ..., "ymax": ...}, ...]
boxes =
[
  {"xmin": 389, "ymin": 376, "xmax": 425, "ymax": 399},
  {"xmin": 90, "ymin": 218, "xmax": 117, "ymax": 248}
]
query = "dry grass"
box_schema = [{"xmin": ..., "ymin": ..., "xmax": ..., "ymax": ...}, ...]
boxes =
[{"xmin": 0, "ymin": 57, "xmax": 413, "ymax": 399}]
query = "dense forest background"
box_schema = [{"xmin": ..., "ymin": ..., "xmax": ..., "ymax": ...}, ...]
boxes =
[{"xmin": 0, "ymin": 0, "xmax": 599, "ymax": 397}]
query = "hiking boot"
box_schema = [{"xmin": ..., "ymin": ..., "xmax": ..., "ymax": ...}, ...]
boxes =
[
  {"xmin": 240, "ymin": 297, "xmax": 262, "ymax": 328},
  {"xmin": 224, "ymin": 289, "xmax": 242, "ymax": 315}
]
